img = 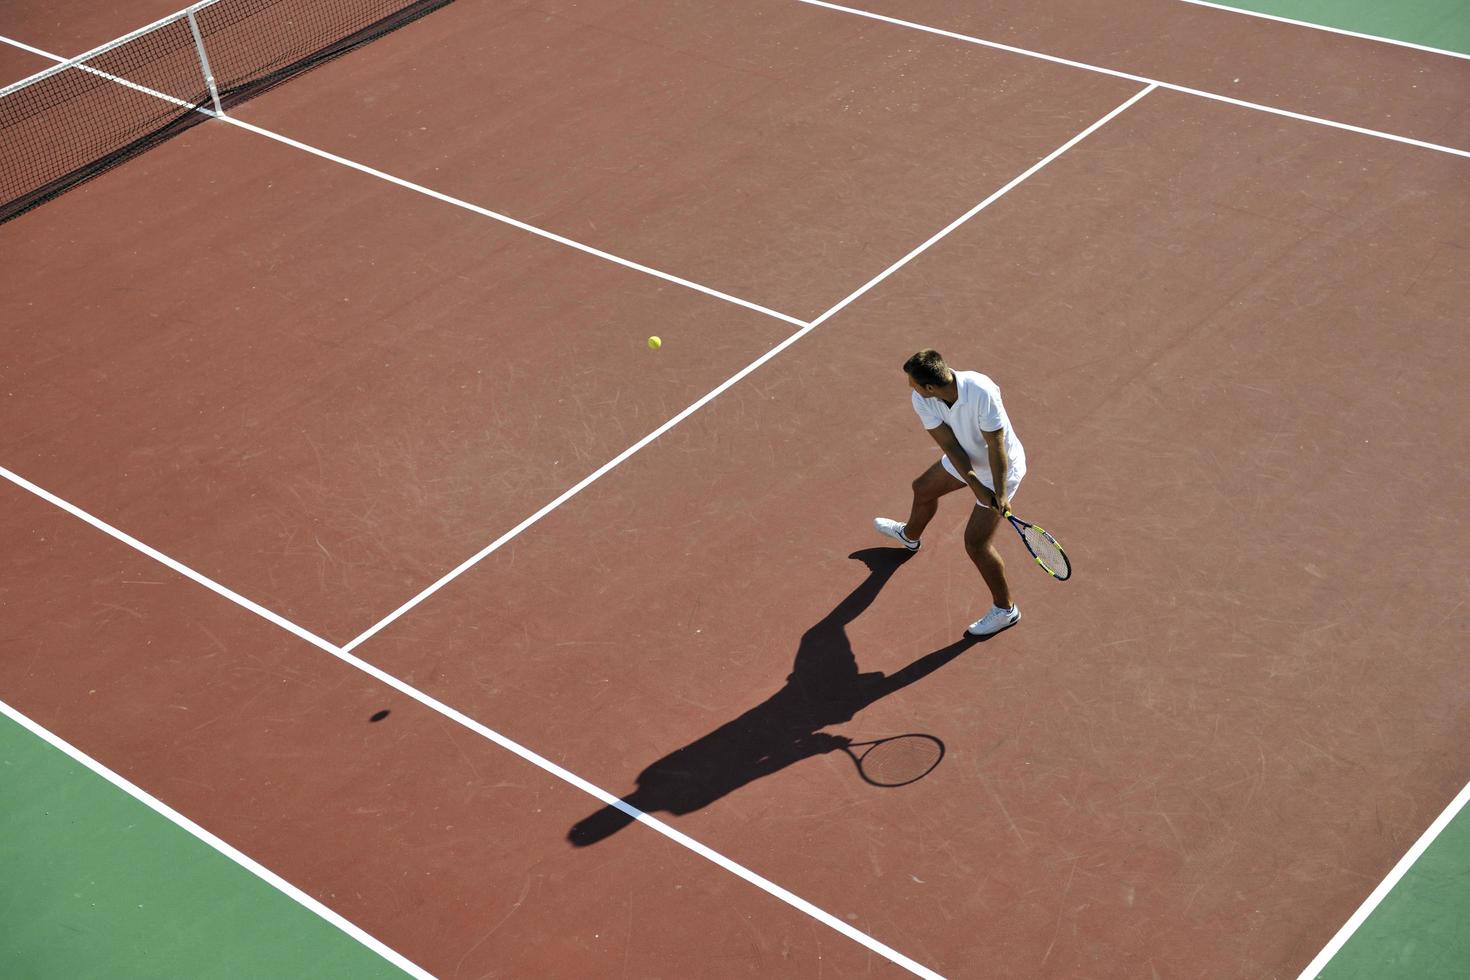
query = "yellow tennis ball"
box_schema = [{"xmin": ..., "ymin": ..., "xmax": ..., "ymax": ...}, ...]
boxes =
[{"xmin": 647, "ymin": 335, "xmax": 662, "ymax": 350}]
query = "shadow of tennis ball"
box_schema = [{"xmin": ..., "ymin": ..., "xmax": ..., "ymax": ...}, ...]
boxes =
[{"xmin": 369, "ymin": 709, "xmax": 390, "ymax": 723}]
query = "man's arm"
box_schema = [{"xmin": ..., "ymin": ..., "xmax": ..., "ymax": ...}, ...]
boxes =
[
  {"xmin": 925, "ymin": 424, "xmax": 1000, "ymax": 508},
  {"xmin": 981, "ymin": 426, "xmax": 1011, "ymax": 513}
]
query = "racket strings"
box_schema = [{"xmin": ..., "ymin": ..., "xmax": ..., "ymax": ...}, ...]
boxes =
[{"xmin": 1022, "ymin": 524, "xmax": 1069, "ymax": 577}]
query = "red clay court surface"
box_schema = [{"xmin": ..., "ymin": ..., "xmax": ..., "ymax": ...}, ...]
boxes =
[
  {"xmin": 2, "ymin": 0, "xmax": 1468, "ymax": 977},
  {"xmin": 0, "ymin": 47, "xmax": 48, "ymax": 88}
]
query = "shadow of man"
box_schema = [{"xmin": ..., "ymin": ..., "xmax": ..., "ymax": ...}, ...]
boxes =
[{"xmin": 568, "ymin": 547, "xmax": 983, "ymax": 846}]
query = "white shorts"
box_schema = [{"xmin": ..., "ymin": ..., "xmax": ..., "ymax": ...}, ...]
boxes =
[{"xmin": 941, "ymin": 454, "xmax": 1025, "ymax": 508}]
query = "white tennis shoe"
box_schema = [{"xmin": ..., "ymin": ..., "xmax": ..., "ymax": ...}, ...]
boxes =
[
  {"xmin": 966, "ymin": 605, "xmax": 1021, "ymax": 637},
  {"xmin": 873, "ymin": 518, "xmax": 920, "ymax": 551}
]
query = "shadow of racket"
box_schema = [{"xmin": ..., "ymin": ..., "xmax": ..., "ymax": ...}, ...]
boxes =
[{"xmin": 838, "ymin": 734, "xmax": 945, "ymax": 787}]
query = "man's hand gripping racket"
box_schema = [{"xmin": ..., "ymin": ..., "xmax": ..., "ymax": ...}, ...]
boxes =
[{"xmin": 987, "ymin": 490, "xmax": 1072, "ymax": 581}]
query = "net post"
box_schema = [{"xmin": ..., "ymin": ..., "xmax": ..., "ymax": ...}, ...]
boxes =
[{"xmin": 185, "ymin": 8, "xmax": 224, "ymax": 116}]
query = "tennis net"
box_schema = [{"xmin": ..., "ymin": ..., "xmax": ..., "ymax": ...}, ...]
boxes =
[{"xmin": 0, "ymin": 0, "xmax": 454, "ymax": 224}]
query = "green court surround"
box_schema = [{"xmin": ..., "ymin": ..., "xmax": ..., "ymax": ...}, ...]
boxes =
[
  {"xmin": 0, "ymin": 714, "xmax": 407, "ymax": 979},
  {"xmin": 1204, "ymin": 0, "xmax": 1470, "ymax": 54}
]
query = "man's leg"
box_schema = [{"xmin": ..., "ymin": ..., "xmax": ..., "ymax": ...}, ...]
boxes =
[
  {"xmin": 963, "ymin": 502, "xmax": 1020, "ymax": 636},
  {"xmin": 903, "ymin": 460, "xmax": 966, "ymax": 541},
  {"xmin": 964, "ymin": 503, "xmax": 1012, "ymax": 610}
]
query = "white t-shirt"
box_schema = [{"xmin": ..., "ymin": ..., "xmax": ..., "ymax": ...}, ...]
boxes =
[{"xmin": 911, "ymin": 370, "xmax": 1026, "ymax": 489}]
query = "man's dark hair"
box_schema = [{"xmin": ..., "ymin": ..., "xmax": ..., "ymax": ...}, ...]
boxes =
[{"xmin": 903, "ymin": 349, "xmax": 950, "ymax": 388}]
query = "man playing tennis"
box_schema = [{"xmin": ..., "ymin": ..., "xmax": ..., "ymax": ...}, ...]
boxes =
[{"xmin": 874, "ymin": 349, "xmax": 1026, "ymax": 637}]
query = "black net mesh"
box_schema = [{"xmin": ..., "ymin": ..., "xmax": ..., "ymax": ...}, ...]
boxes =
[{"xmin": 0, "ymin": 0, "xmax": 455, "ymax": 224}]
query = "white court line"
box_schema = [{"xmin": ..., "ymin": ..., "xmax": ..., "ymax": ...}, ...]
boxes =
[
  {"xmin": 216, "ymin": 117, "xmax": 805, "ymax": 328},
  {"xmin": 1, "ymin": 37, "xmax": 803, "ymax": 329},
  {"xmin": 1174, "ymin": 0, "xmax": 1470, "ymax": 63},
  {"xmin": 0, "ymin": 30, "xmax": 1139, "ymax": 975},
  {"xmin": 1297, "ymin": 777, "xmax": 1470, "ymax": 978},
  {"xmin": 0, "ymin": 1, "xmax": 216, "ymax": 96},
  {"xmin": 0, "ymin": 697, "xmax": 435, "ymax": 980},
  {"xmin": 0, "ymin": 465, "xmax": 941, "ymax": 980},
  {"xmin": 0, "ymin": 465, "xmax": 338, "ymax": 655},
  {"xmin": 796, "ymin": 0, "xmax": 1470, "ymax": 159},
  {"xmin": 0, "ymin": 40, "xmax": 212, "ymax": 110},
  {"xmin": 810, "ymin": 83, "xmax": 1155, "ymax": 328},
  {"xmin": 0, "ymin": 87, "xmax": 1152, "ymax": 980},
  {"xmin": 1, "ymin": 35, "xmax": 76, "ymax": 64},
  {"xmin": 346, "ymin": 85, "xmax": 1152, "ymax": 651},
  {"xmin": 343, "ymin": 313, "xmax": 801, "ymax": 650},
  {"xmin": 6, "ymin": 8, "xmax": 1447, "ymax": 972}
]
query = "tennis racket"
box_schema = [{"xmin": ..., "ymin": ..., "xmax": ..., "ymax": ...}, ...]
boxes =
[
  {"xmin": 838, "ymin": 734, "xmax": 945, "ymax": 787},
  {"xmin": 989, "ymin": 491, "xmax": 1071, "ymax": 581}
]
